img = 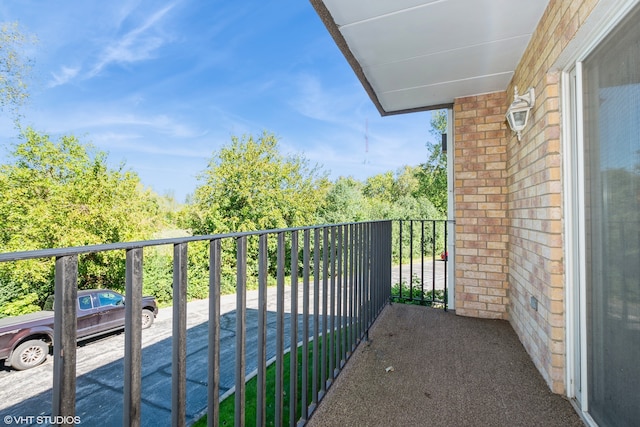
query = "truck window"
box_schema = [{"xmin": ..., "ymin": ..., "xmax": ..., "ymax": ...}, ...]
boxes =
[
  {"xmin": 78, "ymin": 295, "xmax": 93, "ymax": 310},
  {"xmin": 97, "ymin": 292, "xmax": 123, "ymax": 307}
]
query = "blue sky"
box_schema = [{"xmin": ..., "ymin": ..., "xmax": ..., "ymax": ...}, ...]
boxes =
[{"xmin": 0, "ymin": 0, "xmax": 435, "ymax": 202}]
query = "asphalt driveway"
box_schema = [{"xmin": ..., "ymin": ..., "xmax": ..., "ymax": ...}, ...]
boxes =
[{"xmin": 0, "ymin": 291, "xmax": 306, "ymax": 426}]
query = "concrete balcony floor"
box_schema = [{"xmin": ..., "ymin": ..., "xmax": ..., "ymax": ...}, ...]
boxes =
[{"xmin": 307, "ymin": 304, "xmax": 583, "ymax": 427}]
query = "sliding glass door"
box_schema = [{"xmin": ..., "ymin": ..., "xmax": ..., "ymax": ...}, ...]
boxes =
[{"xmin": 580, "ymin": 4, "xmax": 640, "ymax": 425}]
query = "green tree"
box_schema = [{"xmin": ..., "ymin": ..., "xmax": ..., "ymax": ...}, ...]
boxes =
[
  {"xmin": 187, "ymin": 131, "xmax": 328, "ymax": 234},
  {"xmin": 363, "ymin": 171, "xmax": 395, "ymax": 204},
  {"xmin": 318, "ymin": 176, "xmax": 368, "ymax": 223},
  {"xmin": 0, "ymin": 22, "xmax": 36, "ymax": 117},
  {"xmin": 416, "ymin": 110, "xmax": 448, "ymax": 216},
  {"xmin": 0, "ymin": 128, "xmax": 163, "ymax": 315},
  {"xmin": 362, "ymin": 166, "xmax": 440, "ymax": 219},
  {"xmin": 184, "ymin": 131, "xmax": 328, "ymax": 287}
]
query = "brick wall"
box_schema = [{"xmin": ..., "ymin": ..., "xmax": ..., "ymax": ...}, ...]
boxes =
[
  {"xmin": 452, "ymin": 0, "xmax": 599, "ymax": 394},
  {"xmin": 453, "ymin": 92, "xmax": 510, "ymax": 320},
  {"xmin": 505, "ymin": 0, "xmax": 597, "ymax": 395}
]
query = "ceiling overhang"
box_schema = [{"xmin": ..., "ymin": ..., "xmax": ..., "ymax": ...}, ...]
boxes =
[{"xmin": 310, "ymin": 0, "xmax": 550, "ymax": 116}]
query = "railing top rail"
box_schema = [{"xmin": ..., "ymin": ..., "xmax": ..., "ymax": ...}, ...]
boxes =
[
  {"xmin": 392, "ymin": 218, "xmax": 451, "ymax": 222},
  {"xmin": 0, "ymin": 220, "xmax": 392, "ymax": 262}
]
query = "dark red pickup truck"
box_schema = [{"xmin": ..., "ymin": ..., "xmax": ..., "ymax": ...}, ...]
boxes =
[{"xmin": 0, "ymin": 289, "xmax": 158, "ymax": 370}]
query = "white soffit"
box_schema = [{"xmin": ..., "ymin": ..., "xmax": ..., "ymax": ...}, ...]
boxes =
[{"xmin": 312, "ymin": 0, "xmax": 550, "ymax": 115}]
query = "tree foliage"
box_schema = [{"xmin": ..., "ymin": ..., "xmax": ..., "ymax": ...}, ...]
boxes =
[
  {"xmin": 186, "ymin": 132, "xmax": 328, "ymax": 234},
  {"xmin": 416, "ymin": 110, "xmax": 448, "ymax": 216},
  {"xmin": 0, "ymin": 22, "xmax": 36, "ymax": 117},
  {"xmin": 0, "ymin": 128, "xmax": 163, "ymax": 315},
  {"xmin": 317, "ymin": 176, "xmax": 367, "ymax": 223}
]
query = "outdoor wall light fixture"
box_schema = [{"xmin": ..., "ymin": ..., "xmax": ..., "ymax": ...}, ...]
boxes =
[{"xmin": 506, "ymin": 86, "xmax": 535, "ymax": 141}]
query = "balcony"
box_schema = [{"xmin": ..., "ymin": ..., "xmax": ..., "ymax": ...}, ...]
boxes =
[
  {"xmin": 306, "ymin": 303, "xmax": 582, "ymax": 427},
  {"xmin": 0, "ymin": 220, "xmax": 581, "ymax": 426}
]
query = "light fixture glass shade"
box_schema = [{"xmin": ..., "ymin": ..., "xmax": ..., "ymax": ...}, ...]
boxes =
[
  {"xmin": 506, "ymin": 108, "xmax": 529, "ymax": 131},
  {"xmin": 505, "ymin": 86, "xmax": 535, "ymax": 141}
]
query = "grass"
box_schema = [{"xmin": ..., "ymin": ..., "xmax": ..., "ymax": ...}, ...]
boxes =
[{"xmin": 194, "ymin": 327, "xmax": 355, "ymax": 426}]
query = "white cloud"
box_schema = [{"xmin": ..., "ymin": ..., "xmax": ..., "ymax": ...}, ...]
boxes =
[
  {"xmin": 49, "ymin": 66, "xmax": 80, "ymax": 88},
  {"xmin": 89, "ymin": 4, "xmax": 176, "ymax": 77},
  {"xmin": 289, "ymin": 73, "xmax": 365, "ymax": 127}
]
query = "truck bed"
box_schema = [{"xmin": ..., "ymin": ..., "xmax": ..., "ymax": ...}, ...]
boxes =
[{"xmin": 0, "ymin": 311, "xmax": 54, "ymax": 329}]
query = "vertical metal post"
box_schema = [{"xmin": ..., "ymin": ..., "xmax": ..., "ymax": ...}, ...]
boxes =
[
  {"xmin": 363, "ymin": 223, "xmax": 369, "ymax": 336},
  {"xmin": 409, "ymin": 220, "xmax": 414, "ymax": 301},
  {"xmin": 349, "ymin": 223, "xmax": 355, "ymax": 352},
  {"xmin": 256, "ymin": 235, "xmax": 267, "ymax": 426},
  {"xmin": 443, "ymin": 221, "xmax": 448, "ymax": 311},
  {"xmin": 208, "ymin": 239, "xmax": 221, "ymax": 427},
  {"xmin": 421, "ymin": 221, "xmax": 425, "ymax": 302},
  {"xmin": 312, "ymin": 228, "xmax": 320, "ymax": 406},
  {"xmin": 321, "ymin": 227, "xmax": 328, "ymax": 394},
  {"xmin": 367, "ymin": 223, "xmax": 372, "ymax": 327},
  {"xmin": 368, "ymin": 223, "xmax": 373, "ymax": 327},
  {"xmin": 342, "ymin": 225, "xmax": 349, "ymax": 363},
  {"xmin": 235, "ymin": 237, "xmax": 247, "ymax": 427},
  {"xmin": 329, "ymin": 226, "xmax": 336, "ymax": 379},
  {"xmin": 52, "ymin": 255, "xmax": 78, "ymax": 425},
  {"xmin": 387, "ymin": 221, "xmax": 393, "ymax": 303},
  {"xmin": 172, "ymin": 243, "xmax": 188, "ymax": 427},
  {"xmin": 124, "ymin": 248, "xmax": 143, "ymax": 427},
  {"xmin": 275, "ymin": 232, "xmax": 285, "ymax": 426},
  {"xmin": 289, "ymin": 230, "xmax": 299, "ymax": 427},
  {"xmin": 354, "ymin": 224, "xmax": 362, "ymax": 344},
  {"xmin": 371, "ymin": 223, "xmax": 378, "ymax": 315},
  {"xmin": 301, "ymin": 230, "xmax": 310, "ymax": 421},
  {"xmin": 432, "ymin": 220, "xmax": 437, "ymax": 303},
  {"xmin": 399, "ymin": 220, "xmax": 403, "ymax": 300},
  {"xmin": 336, "ymin": 226, "xmax": 343, "ymax": 369}
]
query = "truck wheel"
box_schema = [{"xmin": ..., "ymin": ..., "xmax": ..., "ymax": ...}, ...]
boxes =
[
  {"xmin": 11, "ymin": 339, "xmax": 49, "ymax": 370},
  {"xmin": 141, "ymin": 309, "xmax": 155, "ymax": 329}
]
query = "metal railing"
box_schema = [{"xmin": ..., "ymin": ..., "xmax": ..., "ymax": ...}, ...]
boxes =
[
  {"xmin": 392, "ymin": 220, "xmax": 448, "ymax": 309},
  {"xmin": 0, "ymin": 220, "xmax": 392, "ymax": 426}
]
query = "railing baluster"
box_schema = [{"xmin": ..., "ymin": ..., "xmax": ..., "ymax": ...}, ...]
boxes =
[
  {"xmin": 235, "ymin": 237, "xmax": 247, "ymax": 427},
  {"xmin": 256, "ymin": 235, "xmax": 267, "ymax": 426},
  {"xmin": 432, "ymin": 220, "xmax": 437, "ymax": 304},
  {"xmin": 275, "ymin": 232, "xmax": 285, "ymax": 426},
  {"xmin": 312, "ymin": 228, "xmax": 320, "ymax": 406},
  {"xmin": 410, "ymin": 220, "xmax": 414, "ymax": 301},
  {"xmin": 336, "ymin": 226, "xmax": 343, "ymax": 370},
  {"xmin": 329, "ymin": 226, "xmax": 336, "ymax": 380},
  {"xmin": 367, "ymin": 223, "xmax": 372, "ymax": 329},
  {"xmin": 321, "ymin": 227, "xmax": 329, "ymax": 394},
  {"xmin": 421, "ymin": 220, "xmax": 425, "ymax": 303},
  {"xmin": 358, "ymin": 223, "xmax": 363, "ymax": 340},
  {"xmin": 301, "ymin": 230, "xmax": 311, "ymax": 422},
  {"xmin": 341, "ymin": 225, "xmax": 348, "ymax": 365},
  {"xmin": 208, "ymin": 239, "xmax": 221, "ymax": 427},
  {"xmin": 371, "ymin": 223, "xmax": 378, "ymax": 315},
  {"xmin": 386, "ymin": 221, "xmax": 393, "ymax": 303},
  {"xmin": 368, "ymin": 224, "xmax": 372, "ymax": 323},
  {"xmin": 172, "ymin": 243, "xmax": 188, "ymax": 427},
  {"xmin": 399, "ymin": 220, "xmax": 403, "ymax": 300},
  {"xmin": 444, "ymin": 221, "xmax": 449, "ymax": 311},
  {"xmin": 349, "ymin": 223, "xmax": 355, "ymax": 353},
  {"xmin": 289, "ymin": 230, "xmax": 299, "ymax": 427},
  {"xmin": 363, "ymin": 223, "xmax": 369, "ymax": 335},
  {"xmin": 52, "ymin": 255, "xmax": 78, "ymax": 425},
  {"xmin": 124, "ymin": 248, "xmax": 143, "ymax": 427}
]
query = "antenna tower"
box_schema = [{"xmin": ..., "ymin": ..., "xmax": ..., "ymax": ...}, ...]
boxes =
[{"xmin": 364, "ymin": 119, "xmax": 369, "ymax": 164}]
